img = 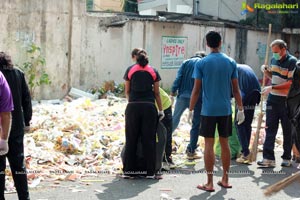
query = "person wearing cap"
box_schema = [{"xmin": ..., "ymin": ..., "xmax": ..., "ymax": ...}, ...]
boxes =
[
  {"xmin": 170, "ymin": 51, "xmax": 206, "ymax": 160},
  {"xmin": 258, "ymin": 39, "xmax": 297, "ymax": 168}
]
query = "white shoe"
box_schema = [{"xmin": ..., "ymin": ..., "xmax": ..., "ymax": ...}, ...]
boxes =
[{"xmin": 257, "ymin": 159, "xmax": 275, "ymax": 167}]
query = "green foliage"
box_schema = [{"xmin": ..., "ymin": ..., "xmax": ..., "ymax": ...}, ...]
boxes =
[
  {"xmin": 21, "ymin": 43, "xmax": 51, "ymax": 99},
  {"xmin": 89, "ymin": 81, "xmax": 125, "ymax": 98}
]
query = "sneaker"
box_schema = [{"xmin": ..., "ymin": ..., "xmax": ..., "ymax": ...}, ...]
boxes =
[
  {"xmin": 281, "ymin": 159, "xmax": 292, "ymax": 167},
  {"xmin": 257, "ymin": 159, "xmax": 276, "ymax": 167},
  {"xmin": 236, "ymin": 154, "xmax": 251, "ymax": 164},
  {"xmin": 187, "ymin": 152, "xmax": 202, "ymax": 160}
]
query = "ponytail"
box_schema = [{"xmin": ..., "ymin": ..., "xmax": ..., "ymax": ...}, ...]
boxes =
[{"xmin": 137, "ymin": 50, "xmax": 149, "ymax": 67}]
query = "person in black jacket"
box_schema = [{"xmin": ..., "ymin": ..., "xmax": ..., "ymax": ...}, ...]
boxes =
[
  {"xmin": 0, "ymin": 52, "xmax": 32, "ymax": 200},
  {"xmin": 287, "ymin": 60, "xmax": 300, "ymax": 167}
]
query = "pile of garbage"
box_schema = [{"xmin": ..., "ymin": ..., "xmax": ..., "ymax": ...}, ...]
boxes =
[
  {"xmin": 26, "ymin": 97, "xmax": 127, "ymax": 174},
  {"xmin": 4, "ymin": 95, "xmax": 194, "ymax": 191},
  {"xmin": 4, "ymin": 93, "xmax": 285, "ymax": 191}
]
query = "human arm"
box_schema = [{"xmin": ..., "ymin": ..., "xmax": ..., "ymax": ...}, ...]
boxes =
[
  {"xmin": 154, "ymin": 82, "xmax": 162, "ymax": 111},
  {"xmin": 272, "ymin": 62, "xmax": 296, "ymax": 90},
  {"xmin": 261, "ymin": 65, "xmax": 272, "ymax": 80},
  {"xmin": 125, "ymin": 81, "xmax": 130, "ymax": 100},
  {"xmin": 263, "ymin": 69, "xmax": 272, "ymax": 80},
  {"xmin": 272, "ymin": 81, "xmax": 292, "ymax": 90},
  {"xmin": 188, "ymin": 79, "xmax": 201, "ymax": 124},
  {"xmin": 232, "ymin": 78, "xmax": 245, "ymax": 124},
  {"xmin": 171, "ymin": 62, "xmax": 186, "ymax": 96},
  {"xmin": 262, "ymin": 60, "xmax": 295, "ymax": 94},
  {"xmin": 0, "ymin": 112, "xmax": 11, "ymax": 155},
  {"xmin": 0, "ymin": 112, "xmax": 11, "ymax": 140},
  {"xmin": 123, "ymin": 66, "xmax": 131, "ymax": 100},
  {"xmin": 21, "ymin": 72, "xmax": 32, "ymax": 127},
  {"xmin": 189, "ymin": 79, "xmax": 201, "ymax": 111},
  {"xmin": 232, "ymin": 78, "xmax": 243, "ymax": 111},
  {"xmin": 154, "ymin": 82, "xmax": 164, "ymax": 120}
]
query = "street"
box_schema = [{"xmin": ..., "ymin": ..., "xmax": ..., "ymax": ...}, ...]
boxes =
[{"xmin": 5, "ymin": 151, "xmax": 300, "ymax": 200}]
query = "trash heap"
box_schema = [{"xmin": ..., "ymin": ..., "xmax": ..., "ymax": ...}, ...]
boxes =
[
  {"xmin": 4, "ymin": 95, "xmax": 285, "ymax": 191},
  {"xmin": 26, "ymin": 97, "xmax": 127, "ymax": 175},
  {"xmin": 4, "ymin": 96, "xmax": 195, "ymax": 191}
]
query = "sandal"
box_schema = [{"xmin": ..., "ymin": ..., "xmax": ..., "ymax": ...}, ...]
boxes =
[
  {"xmin": 118, "ymin": 174, "xmax": 135, "ymax": 179},
  {"xmin": 145, "ymin": 175, "xmax": 163, "ymax": 180},
  {"xmin": 217, "ymin": 181, "xmax": 232, "ymax": 188},
  {"xmin": 196, "ymin": 184, "xmax": 215, "ymax": 192}
]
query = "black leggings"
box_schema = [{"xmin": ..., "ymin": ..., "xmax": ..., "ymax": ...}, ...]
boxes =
[
  {"xmin": 123, "ymin": 102, "xmax": 158, "ymax": 176},
  {"xmin": 0, "ymin": 134, "xmax": 30, "ymax": 200},
  {"xmin": 161, "ymin": 106, "xmax": 172, "ymax": 158}
]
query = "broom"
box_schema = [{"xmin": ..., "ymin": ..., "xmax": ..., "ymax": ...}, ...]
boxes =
[
  {"xmin": 248, "ymin": 23, "xmax": 272, "ymax": 163},
  {"xmin": 264, "ymin": 171, "xmax": 300, "ymax": 196}
]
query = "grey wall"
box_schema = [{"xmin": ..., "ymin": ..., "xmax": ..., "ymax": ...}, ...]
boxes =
[{"xmin": 0, "ymin": 0, "xmax": 295, "ymax": 99}]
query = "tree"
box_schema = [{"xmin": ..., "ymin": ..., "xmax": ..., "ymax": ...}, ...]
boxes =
[{"xmin": 20, "ymin": 43, "xmax": 51, "ymax": 99}]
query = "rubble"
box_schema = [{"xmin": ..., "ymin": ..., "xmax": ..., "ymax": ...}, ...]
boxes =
[{"xmin": 3, "ymin": 96, "xmax": 285, "ymax": 191}]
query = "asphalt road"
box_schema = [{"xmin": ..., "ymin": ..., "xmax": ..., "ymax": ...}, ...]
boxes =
[{"xmin": 5, "ymin": 150, "xmax": 300, "ymax": 200}]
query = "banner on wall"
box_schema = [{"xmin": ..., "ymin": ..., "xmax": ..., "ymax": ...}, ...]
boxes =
[{"xmin": 161, "ymin": 36, "xmax": 188, "ymax": 69}]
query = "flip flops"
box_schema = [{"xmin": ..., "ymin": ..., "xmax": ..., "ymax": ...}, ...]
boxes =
[
  {"xmin": 118, "ymin": 174, "xmax": 135, "ymax": 179},
  {"xmin": 217, "ymin": 181, "xmax": 232, "ymax": 188},
  {"xmin": 196, "ymin": 184, "xmax": 215, "ymax": 192},
  {"xmin": 146, "ymin": 175, "xmax": 163, "ymax": 180}
]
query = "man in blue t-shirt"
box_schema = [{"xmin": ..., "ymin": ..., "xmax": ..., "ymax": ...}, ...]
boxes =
[
  {"xmin": 235, "ymin": 64, "xmax": 261, "ymax": 164},
  {"xmin": 189, "ymin": 31, "xmax": 244, "ymax": 192}
]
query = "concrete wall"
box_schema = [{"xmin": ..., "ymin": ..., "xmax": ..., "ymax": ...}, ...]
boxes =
[
  {"xmin": 76, "ymin": 18, "xmax": 241, "ymax": 92},
  {"xmin": 0, "ymin": 0, "xmax": 77, "ymax": 99},
  {"xmin": 0, "ymin": 0, "xmax": 294, "ymax": 99},
  {"xmin": 246, "ymin": 30, "xmax": 282, "ymax": 79}
]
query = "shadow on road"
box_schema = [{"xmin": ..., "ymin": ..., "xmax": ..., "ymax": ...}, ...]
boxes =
[
  {"xmin": 96, "ymin": 177, "xmax": 158, "ymax": 200},
  {"xmin": 251, "ymin": 164, "xmax": 299, "ymax": 198}
]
